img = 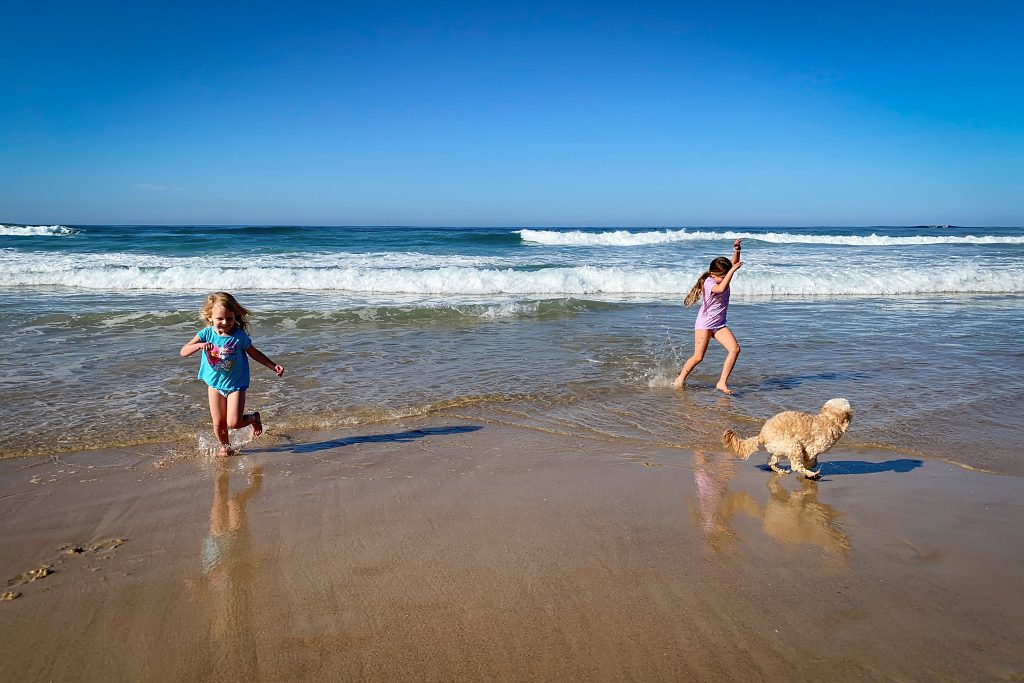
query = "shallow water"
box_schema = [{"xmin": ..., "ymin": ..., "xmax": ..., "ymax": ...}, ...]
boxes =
[
  {"xmin": 1, "ymin": 290, "xmax": 1021, "ymax": 474},
  {"xmin": 2, "ymin": 224, "xmax": 1022, "ymax": 473}
]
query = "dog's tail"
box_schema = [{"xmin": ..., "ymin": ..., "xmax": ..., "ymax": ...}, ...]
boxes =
[{"xmin": 722, "ymin": 430, "xmax": 762, "ymax": 459}]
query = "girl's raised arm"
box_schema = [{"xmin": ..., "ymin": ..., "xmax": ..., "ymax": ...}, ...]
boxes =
[{"xmin": 710, "ymin": 260, "xmax": 742, "ymax": 293}]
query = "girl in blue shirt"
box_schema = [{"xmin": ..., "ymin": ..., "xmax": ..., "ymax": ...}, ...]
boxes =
[{"xmin": 180, "ymin": 292, "xmax": 285, "ymax": 456}]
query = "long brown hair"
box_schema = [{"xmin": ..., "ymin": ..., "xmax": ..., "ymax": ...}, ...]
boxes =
[
  {"xmin": 200, "ymin": 291, "xmax": 251, "ymax": 332},
  {"xmin": 684, "ymin": 257, "xmax": 732, "ymax": 307}
]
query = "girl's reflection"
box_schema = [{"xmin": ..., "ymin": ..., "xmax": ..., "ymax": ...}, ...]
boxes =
[
  {"xmin": 692, "ymin": 450, "xmax": 758, "ymax": 551},
  {"xmin": 202, "ymin": 463, "xmax": 263, "ymax": 577},
  {"xmin": 187, "ymin": 462, "xmax": 264, "ymax": 677}
]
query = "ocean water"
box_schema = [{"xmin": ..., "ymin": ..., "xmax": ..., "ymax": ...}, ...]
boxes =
[{"xmin": 2, "ymin": 224, "xmax": 1022, "ymax": 474}]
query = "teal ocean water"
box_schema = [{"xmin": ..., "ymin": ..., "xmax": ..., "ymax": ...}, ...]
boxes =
[{"xmin": 2, "ymin": 224, "xmax": 1022, "ymax": 473}]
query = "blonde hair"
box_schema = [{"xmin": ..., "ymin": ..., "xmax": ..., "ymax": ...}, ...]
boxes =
[
  {"xmin": 684, "ymin": 257, "xmax": 733, "ymax": 307},
  {"xmin": 200, "ymin": 291, "xmax": 250, "ymax": 332}
]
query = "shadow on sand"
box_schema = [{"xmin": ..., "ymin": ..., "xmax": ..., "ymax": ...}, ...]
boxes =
[
  {"xmin": 758, "ymin": 458, "xmax": 923, "ymax": 476},
  {"xmin": 819, "ymin": 459, "xmax": 924, "ymax": 475},
  {"xmin": 251, "ymin": 425, "xmax": 482, "ymax": 455}
]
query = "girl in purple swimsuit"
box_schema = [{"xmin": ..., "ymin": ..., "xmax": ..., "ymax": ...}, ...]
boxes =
[{"xmin": 673, "ymin": 239, "xmax": 744, "ymax": 394}]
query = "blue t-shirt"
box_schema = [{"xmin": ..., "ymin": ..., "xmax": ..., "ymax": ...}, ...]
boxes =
[{"xmin": 196, "ymin": 326, "xmax": 252, "ymax": 392}]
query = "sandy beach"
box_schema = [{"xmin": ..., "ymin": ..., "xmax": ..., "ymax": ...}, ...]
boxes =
[{"xmin": 2, "ymin": 416, "xmax": 1022, "ymax": 681}]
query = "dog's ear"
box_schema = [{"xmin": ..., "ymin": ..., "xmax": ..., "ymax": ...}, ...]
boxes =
[{"xmin": 823, "ymin": 398, "xmax": 853, "ymax": 430}]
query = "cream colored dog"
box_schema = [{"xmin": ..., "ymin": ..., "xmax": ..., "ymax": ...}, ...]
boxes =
[{"xmin": 722, "ymin": 399, "xmax": 853, "ymax": 478}]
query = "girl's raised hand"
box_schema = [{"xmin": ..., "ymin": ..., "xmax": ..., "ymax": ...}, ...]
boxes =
[
  {"xmin": 180, "ymin": 338, "xmax": 214, "ymax": 358},
  {"xmin": 273, "ymin": 364, "xmax": 285, "ymax": 377}
]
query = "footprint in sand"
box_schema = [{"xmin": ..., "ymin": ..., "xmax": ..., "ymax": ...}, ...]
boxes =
[
  {"xmin": 3, "ymin": 538, "xmax": 127, "ymax": 600},
  {"xmin": 5, "ymin": 564, "xmax": 54, "ymax": 588}
]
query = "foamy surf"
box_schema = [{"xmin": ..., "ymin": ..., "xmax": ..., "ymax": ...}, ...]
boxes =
[
  {"xmin": 0, "ymin": 224, "xmax": 77, "ymax": 236},
  {"xmin": 518, "ymin": 227, "xmax": 1024, "ymax": 247},
  {"xmin": 3, "ymin": 256, "xmax": 1021, "ymax": 296}
]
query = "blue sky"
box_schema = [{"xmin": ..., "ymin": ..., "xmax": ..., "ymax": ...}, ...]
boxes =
[{"xmin": 2, "ymin": 1, "xmax": 1022, "ymax": 226}]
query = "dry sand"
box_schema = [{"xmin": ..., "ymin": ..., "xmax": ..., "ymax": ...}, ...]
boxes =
[{"xmin": 1, "ymin": 418, "xmax": 1022, "ymax": 681}]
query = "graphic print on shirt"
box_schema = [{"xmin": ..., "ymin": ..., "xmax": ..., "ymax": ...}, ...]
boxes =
[{"xmin": 207, "ymin": 338, "xmax": 239, "ymax": 375}]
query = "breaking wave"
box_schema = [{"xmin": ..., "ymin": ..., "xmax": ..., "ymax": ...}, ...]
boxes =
[
  {"xmin": 2, "ymin": 252, "xmax": 1021, "ymax": 296},
  {"xmin": 518, "ymin": 228, "xmax": 1024, "ymax": 247},
  {"xmin": 0, "ymin": 224, "xmax": 78, "ymax": 237}
]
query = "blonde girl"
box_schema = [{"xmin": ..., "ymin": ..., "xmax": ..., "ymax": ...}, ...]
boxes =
[
  {"xmin": 673, "ymin": 239, "xmax": 743, "ymax": 394},
  {"xmin": 180, "ymin": 292, "xmax": 284, "ymax": 456}
]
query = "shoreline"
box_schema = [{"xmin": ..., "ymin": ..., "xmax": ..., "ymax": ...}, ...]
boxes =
[
  {"xmin": 4, "ymin": 291, "xmax": 1024, "ymax": 479},
  {"xmin": 2, "ymin": 417, "xmax": 1022, "ymax": 680}
]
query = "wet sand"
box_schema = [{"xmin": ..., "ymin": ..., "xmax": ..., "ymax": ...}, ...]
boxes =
[{"xmin": 1, "ymin": 418, "xmax": 1022, "ymax": 681}]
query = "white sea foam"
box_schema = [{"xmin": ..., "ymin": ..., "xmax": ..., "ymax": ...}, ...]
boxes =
[
  {"xmin": 518, "ymin": 228, "xmax": 1024, "ymax": 247},
  {"xmin": 2, "ymin": 249, "xmax": 532, "ymax": 270},
  {"xmin": 475, "ymin": 301, "xmax": 541, "ymax": 318},
  {"xmin": 0, "ymin": 224, "xmax": 77, "ymax": 236},
  {"xmin": 2, "ymin": 252, "xmax": 1021, "ymax": 296}
]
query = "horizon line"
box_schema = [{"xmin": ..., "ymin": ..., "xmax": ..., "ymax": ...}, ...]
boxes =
[{"xmin": 4, "ymin": 222, "xmax": 1021, "ymax": 230}]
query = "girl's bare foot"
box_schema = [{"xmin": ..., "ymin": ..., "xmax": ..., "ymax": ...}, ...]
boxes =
[
  {"xmin": 716, "ymin": 382, "xmax": 733, "ymax": 395},
  {"xmin": 216, "ymin": 444, "xmax": 231, "ymax": 457},
  {"xmin": 251, "ymin": 412, "xmax": 263, "ymax": 438},
  {"xmin": 672, "ymin": 376, "xmax": 685, "ymax": 390}
]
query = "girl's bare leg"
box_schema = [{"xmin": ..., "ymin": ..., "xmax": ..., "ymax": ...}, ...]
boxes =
[
  {"xmin": 674, "ymin": 329, "xmax": 712, "ymax": 389},
  {"xmin": 712, "ymin": 327, "xmax": 741, "ymax": 394},
  {"xmin": 207, "ymin": 388, "xmax": 231, "ymax": 457},
  {"xmin": 210, "ymin": 467, "xmax": 231, "ymax": 531},
  {"xmin": 225, "ymin": 390, "xmax": 262, "ymax": 438}
]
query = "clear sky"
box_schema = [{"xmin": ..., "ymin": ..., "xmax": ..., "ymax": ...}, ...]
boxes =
[{"xmin": 2, "ymin": 1, "xmax": 1022, "ymax": 226}]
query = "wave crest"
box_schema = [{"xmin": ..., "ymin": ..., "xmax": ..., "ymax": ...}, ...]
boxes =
[
  {"xmin": 0, "ymin": 224, "xmax": 77, "ymax": 237},
  {"xmin": 518, "ymin": 228, "xmax": 1024, "ymax": 247}
]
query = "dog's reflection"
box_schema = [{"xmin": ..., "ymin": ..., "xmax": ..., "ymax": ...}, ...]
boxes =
[
  {"xmin": 759, "ymin": 475, "xmax": 850, "ymax": 553},
  {"xmin": 692, "ymin": 450, "xmax": 850, "ymax": 554}
]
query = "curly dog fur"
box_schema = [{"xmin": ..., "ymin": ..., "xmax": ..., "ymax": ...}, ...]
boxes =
[{"xmin": 722, "ymin": 398, "xmax": 853, "ymax": 478}]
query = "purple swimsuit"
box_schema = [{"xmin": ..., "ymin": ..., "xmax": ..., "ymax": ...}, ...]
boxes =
[{"xmin": 694, "ymin": 277, "xmax": 729, "ymax": 330}]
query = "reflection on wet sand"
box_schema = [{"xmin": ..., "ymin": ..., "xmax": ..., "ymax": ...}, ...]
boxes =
[
  {"xmin": 187, "ymin": 462, "xmax": 263, "ymax": 677},
  {"xmin": 692, "ymin": 450, "xmax": 850, "ymax": 554},
  {"xmin": 759, "ymin": 476, "xmax": 850, "ymax": 553},
  {"xmin": 692, "ymin": 450, "xmax": 755, "ymax": 551}
]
